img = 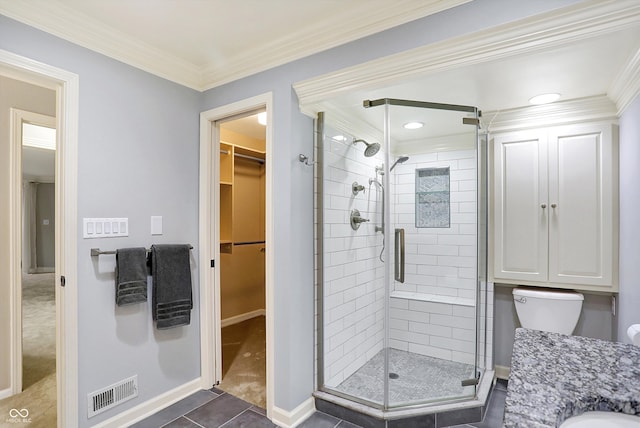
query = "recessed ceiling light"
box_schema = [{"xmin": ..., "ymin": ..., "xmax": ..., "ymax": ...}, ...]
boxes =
[
  {"xmin": 403, "ymin": 121, "xmax": 424, "ymax": 130},
  {"xmin": 529, "ymin": 93, "xmax": 560, "ymax": 105},
  {"xmin": 257, "ymin": 112, "xmax": 267, "ymax": 125}
]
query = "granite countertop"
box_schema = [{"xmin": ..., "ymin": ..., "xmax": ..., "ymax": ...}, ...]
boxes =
[{"xmin": 503, "ymin": 328, "xmax": 640, "ymax": 427}]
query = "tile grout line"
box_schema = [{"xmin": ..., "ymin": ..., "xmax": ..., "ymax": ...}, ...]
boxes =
[
  {"xmin": 218, "ymin": 407, "xmax": 254, "ymax": 428},
  {"xmin": 183, "ymin": 415, "xmax": 207, "ymax": 428},
  {"xmin": 156, "ymin": 391, "xmax": 221, "ymax": 428}
]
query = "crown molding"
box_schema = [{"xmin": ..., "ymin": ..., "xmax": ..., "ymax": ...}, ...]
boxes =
[
  {"xmin": 481, "ymin": 95, "xmax": 618, "ymax": 133},
  {"xmin": 199, "ymin": 0, "xmax": 471, "ymax": 90},
  {"xmin": 1, "ymin": 0, "xmax": 469, "ymax": 92},
  {"xmin": 0, "ymin": 0, "xmax": 203, "ymax": 89},
  {"xmin": 609, "ymin": 44, "xmax": 640, "ymax": 115},
  {"xmin": 294, "ymin": 0, "xmax": 640, "ymax": 111}
]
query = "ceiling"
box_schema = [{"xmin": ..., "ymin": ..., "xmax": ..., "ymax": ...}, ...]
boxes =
[
  {"xmin": 0, "ymin": 0, "xmax": 469, "ymax": 90},
  {"xmin": 319, "ymin": 23, "xmax": 640, "ymax": 146},
  {"xmin": 2, "ymin": 0, "xmax": 639, "ymax": 146}
]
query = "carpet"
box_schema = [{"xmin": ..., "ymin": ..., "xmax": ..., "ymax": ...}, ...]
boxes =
[
  {"xmin": 0, "ymin": 273, "xmax": 56, "ymax": 428},
  {"xmin": 218, "ymin": 316, "xmax": 266, "ymax": 409},
  {"xmin": 336, "ymin": 348, "xmax": 476, "ymax": 405}
]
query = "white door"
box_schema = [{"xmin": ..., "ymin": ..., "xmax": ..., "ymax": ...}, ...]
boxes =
[
  {"xmin": 548, "ymin": 123, "xmax": 614, "ymax": 286},
  {"xmin": 493, "ymin": 130, "xmax": 548, "ymax": 282}
]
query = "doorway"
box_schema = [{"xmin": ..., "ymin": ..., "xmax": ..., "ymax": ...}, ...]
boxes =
[
  {"xmin": 20, "ymin": 115, "xmax": 57, "ymax": 424},
  {"xmin": 0, "ymin": 102, "xmax": 57, "ymax": 428},
  {"xmin": 199, "ymin": 93, "xmax": 274, "ymax": 418},
  {"xmin": 217, "ymin": 112, "xmax": 266, "ymax": 407},
  {"xmin": 0, "ymin": 50, "xmax": 79, "ymax": 428}
]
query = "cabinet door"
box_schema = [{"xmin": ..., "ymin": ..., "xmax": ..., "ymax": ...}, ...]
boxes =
[
  {"xmin": 493, "ymin": 130, "xmax": 548, "ymax": 282},
  {"xmin": 548, "ymin": 123, "xmax": 615, "ymax": 286}
]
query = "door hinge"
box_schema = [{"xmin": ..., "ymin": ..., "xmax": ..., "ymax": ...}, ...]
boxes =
[
  {"xmin": 60, "ymin": 275, "xmax": 66, "ymax": 287},
  {"xmin": 210, "ymin": 259, "xmax": 215, "ymax": 268},
  {"xmin": 463, "ymin": 117, "xmax": 480, "ymax": 126}
]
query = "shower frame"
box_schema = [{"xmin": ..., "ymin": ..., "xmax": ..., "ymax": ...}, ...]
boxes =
[{"xmin": 315, "ymin": 98, "xmax": 489, "ymax": 415}]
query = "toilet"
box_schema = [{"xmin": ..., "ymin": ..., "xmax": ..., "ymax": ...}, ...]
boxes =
[{"xmin": 513, "ymin": 288, "xmax": 584, "ymax": 335}]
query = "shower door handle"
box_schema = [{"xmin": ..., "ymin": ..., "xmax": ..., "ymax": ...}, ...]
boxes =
[{"xmin": 395, "ymin": 228, "xmax": 405, "ymax": 283}]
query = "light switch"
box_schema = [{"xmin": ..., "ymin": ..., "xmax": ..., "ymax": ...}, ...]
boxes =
[
  {"xmin": 83, "ymin": 218, "xmax": 128, "ymax": 238},
  {"xmin": 151, "ymin": 216, "xmax": 162, "ymax": 235}
]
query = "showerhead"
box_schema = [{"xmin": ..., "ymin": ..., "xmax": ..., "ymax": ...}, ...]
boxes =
[
  {"xmin": 390, "ymin": 156, "xmax": 409, "ymax": 171},
  {"xmin": 353, "ymin": 138, "xmax": 380, "ymax": 157}
]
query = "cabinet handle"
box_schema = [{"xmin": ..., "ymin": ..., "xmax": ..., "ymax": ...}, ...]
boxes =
[
  {"xmin": 541, "ymin": 204, "xmax": 547, "ymax": 209},
  {"xmin": 551, "ymin": 203, "xmax": 557, "ymax": 208}
]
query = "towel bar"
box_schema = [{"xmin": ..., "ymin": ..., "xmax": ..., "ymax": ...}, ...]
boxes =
[{"xmin": 91, "ymin": 245, "xmax": 193, "ymax": 257}]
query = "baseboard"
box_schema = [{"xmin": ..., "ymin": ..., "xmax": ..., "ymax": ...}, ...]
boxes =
[
  {"xmin": 495, "ymin": 365, "xmax": 511, "ymax": 380},
  {"xmin": 91, "ymin": 378, "xmax": 202, "ymax": 428},
  {"xmin": 33, "ymin": 267, "xmax": 54, "ymax": 273},
  {"xmin": 0, "ymin": 387, "xmax": 12, "ymax": 400},
  {"xmin": 271, "ymin": 397, "xmax": 315, "ymax": 428},
  {"xmin": 221, "ymin": 309, "xmax": 265, "ymax": 328}
]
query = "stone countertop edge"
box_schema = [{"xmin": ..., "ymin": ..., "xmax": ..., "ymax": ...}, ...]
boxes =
[{"xmin": 503, "ymin": 328, "xmax": 640, "ymax": 427}]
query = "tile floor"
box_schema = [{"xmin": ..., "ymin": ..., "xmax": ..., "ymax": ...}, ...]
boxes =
[{"xmin": 131, "ymin": 380, "xmax": 508, "ymax": 428}]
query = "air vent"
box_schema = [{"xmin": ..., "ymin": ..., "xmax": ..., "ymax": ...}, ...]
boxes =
[{"xmin": 87, "ymin": 375, "xmax": 138, "ymax": 418}]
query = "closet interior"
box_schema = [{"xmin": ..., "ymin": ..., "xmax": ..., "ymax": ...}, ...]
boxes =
[{"xmin": 218, "ymin": 115, "xmax": 267, "ymax": 409}]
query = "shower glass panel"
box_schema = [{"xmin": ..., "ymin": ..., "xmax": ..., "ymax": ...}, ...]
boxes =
[{"xmin": 318, "ymin": 99, "xmax": 486, "ymax": 411}]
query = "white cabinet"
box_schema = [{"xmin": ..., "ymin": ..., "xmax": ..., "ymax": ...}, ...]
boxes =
[{"xmin": 492, "ymin": 122, "xmax": 618, "ymax": 291}]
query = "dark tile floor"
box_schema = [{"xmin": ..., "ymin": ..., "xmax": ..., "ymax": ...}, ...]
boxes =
[{"xmin": 131, "ymin": 380, "xmax": 508, "ymax": 428}]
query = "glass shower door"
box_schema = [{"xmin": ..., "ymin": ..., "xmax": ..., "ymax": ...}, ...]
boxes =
[
  {"xmin": 370, "ymin": 99, "xmax": 483, "ymax": 408},
  {"xmin": 317, "ymin": 99, "xmax": 487, "ymax": 411}
]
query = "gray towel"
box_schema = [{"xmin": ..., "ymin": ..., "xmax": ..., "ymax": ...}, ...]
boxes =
[
  {"xmin": 151, "ymin": 244, "xmax": 192, "ymax": 329},
  {"xmin": 115, "ymin": 247, "xmax": 148, "ymax": 306}
]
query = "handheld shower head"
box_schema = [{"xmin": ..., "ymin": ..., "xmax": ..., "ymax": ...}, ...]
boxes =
[
  {"xmin": 390, "ymin": 156, "xmax": 409, "ymax": 171},
  {"xmin": 353, "ymin": 138, "xmax": 380, "ymax": 157}
]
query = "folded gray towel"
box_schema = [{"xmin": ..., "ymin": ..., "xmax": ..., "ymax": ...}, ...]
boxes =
[
  {"xmin": 151, "ymin": 244, "xmax": 192, "ymax": 329},
  {"xmin": 115, "ymin": 247, "xmax": 148, "ymax": 306}
]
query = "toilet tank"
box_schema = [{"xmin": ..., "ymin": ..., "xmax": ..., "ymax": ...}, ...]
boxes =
[{"xmin": 513, "ymin": 288, "xmax": 584, "ymax": 335}]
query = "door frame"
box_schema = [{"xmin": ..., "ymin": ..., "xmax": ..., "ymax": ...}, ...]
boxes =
[
  {"xmin": 1, "ymin": 49, "xmax": 79, "ymax": 428},
  {"xmin": 199, "ymin": 93, "xmax": 274, "ymax": 417},
  {"xmin": 9, "ymin": 108, "xmax": 56, "ymax": 396}
]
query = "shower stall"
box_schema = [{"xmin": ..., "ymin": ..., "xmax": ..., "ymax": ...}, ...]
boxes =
[{"xmin": 315, "ymin": 98, "xmax": 490, "ymax": 416}]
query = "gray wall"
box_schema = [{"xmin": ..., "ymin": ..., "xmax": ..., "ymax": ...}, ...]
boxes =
[
  {"xmin": 1, "ymin": 0, "xmax": 584, "ymax": 422},
  {"xmin": 0, "ymin": 15, "xmax": 201, "ymax": 428},
  {"xmin": 618, "ymin": 94, "xmax": 640, "ymax": 344},
  {"xmin": 493, "ymin": 284, "xmax": 616, "ymax": 368},
  {"xmin": 36, "ymin": 182, "xmax": 55, "ymax": 268}
]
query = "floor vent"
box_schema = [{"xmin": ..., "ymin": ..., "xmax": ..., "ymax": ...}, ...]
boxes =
[{"xmin": 87, "ymin": 375, "xmax": 138, "ymax": 418}]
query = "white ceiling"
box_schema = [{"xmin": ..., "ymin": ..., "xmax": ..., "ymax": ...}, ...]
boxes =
[
  {"xmin": 2, "ymin": 0, "xmax": 639, "ymax": 145},
  {"xmin": 0, "ymin": 0, "xmax": 469, "ymax": 90},
  {"xmin": 319, "ymin": 24, "xmax": 640, "ymax": 144}
]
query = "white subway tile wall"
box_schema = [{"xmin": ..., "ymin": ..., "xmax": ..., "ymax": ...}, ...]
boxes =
[
  {"xmin": 316, "ymin": 125, "xmax": 489, "ymax": 386},
  {"xmin": 388, "ymin": 150, "xmax": 479, "ymax": 364},
  {"xmin": 391, "ymin": 151, "xmax": 477, "ymax": 301},
  {"xmin": 321, "ymin": 128, "xmax": 386, "ymax": 387}
]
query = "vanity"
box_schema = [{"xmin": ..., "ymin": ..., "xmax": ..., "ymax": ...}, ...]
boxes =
[{"xmin": 504, "ymin": 328, "xmax": 640, "ymax": 427}]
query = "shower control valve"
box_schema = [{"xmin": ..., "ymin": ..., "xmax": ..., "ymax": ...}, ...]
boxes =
[
  {"xmin": 350, "ymin": 209, "xmax": 370, "ymax": 230},
  {"xmin": 352, "ymin": 182, "xmax": 365, "ymax": 196}
]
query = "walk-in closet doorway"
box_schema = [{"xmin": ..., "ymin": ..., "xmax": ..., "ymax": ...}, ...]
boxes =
[
  {"xmin": 217, "ymin": 112, "xmax": 267, "ymax": 408},
  {"xmin": 199, "ymin": 93, "xmax": 274, "ymax": 419}
]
